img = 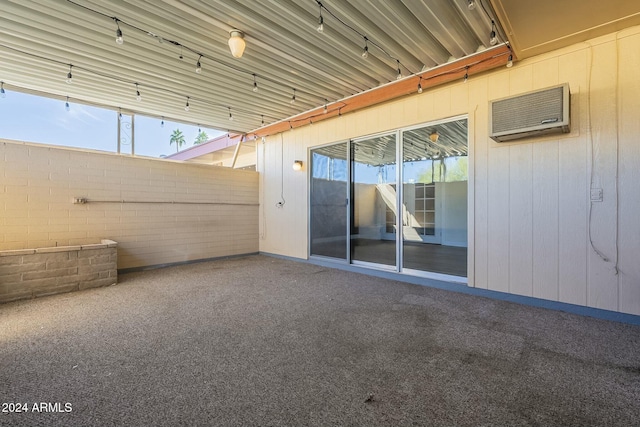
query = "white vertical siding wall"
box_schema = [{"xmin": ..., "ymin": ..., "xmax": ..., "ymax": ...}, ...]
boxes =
[{"xmin": 258, "ymin": 27, "xmax": 640, "ymax": 315}]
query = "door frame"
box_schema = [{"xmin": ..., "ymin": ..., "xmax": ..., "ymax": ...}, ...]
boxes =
[{"xmin": 307, "ymin": 114, "xmax": 471, "ymax": 284}]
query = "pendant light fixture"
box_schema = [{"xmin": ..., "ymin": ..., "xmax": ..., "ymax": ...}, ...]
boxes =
[
  {"xmin": 0, "ymin": 81, "xmax": 5, "ymax": 98},
  {"xmin": 228, "ymin": 30, "xmax": 246, "ymax": 58},
  {"xmin": 115, "ymin": 19, "xmax": 123, "ymax": 45},
  {"xmin": 66, "ymin": 65, "xmax": 73, "ymax": 84},
  {"xmin": 489, "ymin": 21, "xmax": 498, "ymax": 46},
  {"xmin": 429, "ymin": 130, "xmax": 439, "ymax": 143},
  {"xmin": 317, "ymin": 3, "xmax": 324, "ymax": 33}
]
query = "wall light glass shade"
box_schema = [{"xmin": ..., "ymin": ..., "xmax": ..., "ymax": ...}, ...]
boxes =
[
  {"xmin": 292, "ymin": 160, "xmax": 303, "ymax": 171},
  {"xmin": 228, "ymin": 30, "xmax": 246, "ymax": 58}
]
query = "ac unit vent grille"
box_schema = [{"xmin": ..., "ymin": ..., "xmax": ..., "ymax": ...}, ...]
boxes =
[
  {"xmin": 492, "ymin": 86, "xmax": 564, "ymax": 133},
  {"xmin": 489, "ymin": 83, "xmax": 570, "ymax": 142}
]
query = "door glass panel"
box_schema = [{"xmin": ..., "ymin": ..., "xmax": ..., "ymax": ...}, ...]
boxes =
[
  {"xmin": 401, "ymin": 120, "xmax": 468, "ymax": 276},
  {"xmin": 351, "ymin": 134, "xmax": 397, "ymax": 267},
  {"xmin": 310, "ymin": 143, "xmax": 348, "ymax": 259}
]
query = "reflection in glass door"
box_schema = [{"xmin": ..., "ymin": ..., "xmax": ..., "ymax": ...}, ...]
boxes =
[
  {"xmin": 350, "ymin": 134, "xmax": 397, "ymax": 267},
  {"xmin": 310, "ymin": 143, "xmax": 348, "ymax": 259},
  {"xmin": 401, "ymin": 121, "xmax": 468, "ymax": 276}
]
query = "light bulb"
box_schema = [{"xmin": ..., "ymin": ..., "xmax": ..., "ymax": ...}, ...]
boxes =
[
  {"xmin": 506, "ymin": 54, "xmax": 513, "ymax": 68},
  {"xmin": 228, "ymin": 31, "xmax": 246, "ymax": 58},
  {"xmin": 489, "ymin": 30, "xmax": 497, "ymax": 46},
  {"xmin": 185, "ymin": 104, "xmax": 190, "ymax": 112},
  {"xmin": 136, "ymin": 91, "xmax": 141, "ymax": 101},
  {"xmin": 253, "ymin": 82, "xmax": 258, "ymax": 92},
  {"xmin": 65, "ymin": 98, "xmax": 70, "ymax": 112},
  {"xmin": 468, "ymin": 0, "xmax": 476, "ymax": 10},
  {"xmin": 116, "ymin": 28, "xmax": 123, "ymax": 45},
  {"xmin": 396, "ymin": 70, "xmax": 402, "ymax": 80},
  {"xmin": 317, "ymin": 16, "xmax": 324, "ymax": 33},
  {"xmin": 0, "ymin": 83, "xmax": 5, "ymax": 99},
  {"xmin": 161, "ymin": 119, "xmax": 165, "ymax": 128},
  {"xmin": 464, "ymin": 72, "xmax": 468, "ymax": 83},
  {"xmin": 362, "ymin": 46, "xmax": 368, "ymax": 59},
  {"xmin": 196, "ymin": 59, "xmax": 202, "ymax": 74},
  {"xmin": 418, "ymin": 83, "xmax": 423, "ymax": 94},
  {"xmin": 66, "ymin": 71, "xmax": 73, "ymax": 84}
]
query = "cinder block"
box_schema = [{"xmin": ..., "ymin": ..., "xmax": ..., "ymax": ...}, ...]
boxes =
[
  {"xmin": 78, "ymin": 264, "xmax": 105, "ymax": 275},
  {"xmin": 81, "ymin": 243, "xmax": 108, "ymax": 250},
  {"xmin": 0, "ymin": 255, "xmax": 25, "ymax": 265},
  {"xmin": 29, "ymin": 252, "xmax": 70, "ymax": 263},
  {"xmin": 79, "ymin": 277, "xmax": 116, "ymax": 290},
  {"xmin": 0, "ymin": 288, "xmax": 33, "ymax": 303},
  {"xmin": 46, "ymin": 259, "xmax": 80, "ymax": 270},
  {"xmin": 20, "ymin": 277, "xmax": 58, "ymax": 291},
  {"xmin": 78, "ymin": 248, "xmax": 111, "ymax": 258},
  {"xmin": 22, "ymin": 267, "xmax": 78, "ymax": 281},
  {"xmin": 0, "ymin": 273, "xmax": 23, "ymax": 285},
  {"xmin": 36, "ymin": 245, "xmax": 81, "ymax": 254},
  {"xmin": 0, "ymin": 262, "xmax": 46, "ymax": 275},
  {"xmin": 33, "ymin": 282, "xmax": 79, "ymax": 298},
  {"xmin": 90, "ymin": 254, "xmax": 112, "ymax": 265},
  {"xmin": 56, "ymin": 274, "xmax": 83, "ymax": 286},
  {"xmin": 76, "ymin": 272, "xmax": 100, "ymax": 282}
]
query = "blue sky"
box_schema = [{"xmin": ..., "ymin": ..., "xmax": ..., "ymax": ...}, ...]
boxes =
[{"xmin": 0, "ymin": 90, "xmax": 224, "ymax": 158}]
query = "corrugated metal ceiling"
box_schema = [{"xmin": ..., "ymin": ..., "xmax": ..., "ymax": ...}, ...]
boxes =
[{"xmin": 0, "ymin": 0, "xmax": 501, "ymax": 133}]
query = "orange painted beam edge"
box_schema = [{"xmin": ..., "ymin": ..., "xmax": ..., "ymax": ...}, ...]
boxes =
[{"xmin": 244, "ymin": 45, "xmax": 511, "ymax": 140}]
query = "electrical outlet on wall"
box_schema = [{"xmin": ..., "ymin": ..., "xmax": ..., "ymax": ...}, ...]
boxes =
[{"xmin": 590, "ymin": 188, "xmax": 603, "ymax": 202}]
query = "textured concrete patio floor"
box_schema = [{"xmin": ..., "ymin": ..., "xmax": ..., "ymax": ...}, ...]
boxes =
[{"xmin": 1, "ymin": 254, "xmax": 639, "ymax": 426}]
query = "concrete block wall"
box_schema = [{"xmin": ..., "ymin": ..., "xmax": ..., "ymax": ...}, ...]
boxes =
[
  {"xmin": 0, "ymin": 141, "xmax": 259, "ymax": 269},
  {"xmin": 0, "ymin": 240, "xmax": 117, "ymax": 303}
]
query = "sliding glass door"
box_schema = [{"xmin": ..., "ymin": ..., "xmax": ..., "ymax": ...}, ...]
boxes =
[
  {"xmin": 309, "ymin": 118, "xmax": 468, "ymax": 278},
  {"xmin": 350, "ymin": 133, "xmax": 397, "ymax": 267},
  {"xmin": 401, "ymin": 121, "xmax": 468, "ymax": 276},
  {"xmin": 309, "ymin": 143, "xmax": 349, "ymax": 259}
]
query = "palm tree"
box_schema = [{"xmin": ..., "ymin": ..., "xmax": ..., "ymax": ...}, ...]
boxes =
[
  {"xmin": 169, "ymin": 129, "xmax": 186, "ymax": 153},
  {"xmin": 193, "ymin": 131, "xmax": 209, "ymax": 145}
]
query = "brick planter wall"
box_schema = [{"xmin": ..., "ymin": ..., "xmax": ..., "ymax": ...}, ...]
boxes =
[{"xmin": 0, "ymin": 240, "xmax": 117, "ymax": 303}]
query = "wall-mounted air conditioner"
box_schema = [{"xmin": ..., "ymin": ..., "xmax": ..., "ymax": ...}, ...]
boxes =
[{"xmin": 489, "ymin": 83, "xmax": 570, "ymax": 142}]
